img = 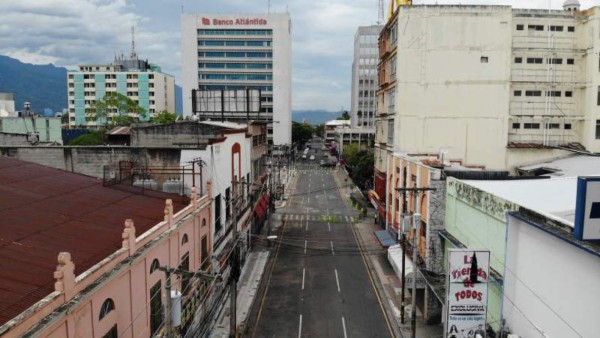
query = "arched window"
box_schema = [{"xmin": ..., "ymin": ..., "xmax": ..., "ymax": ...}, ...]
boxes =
[
  {"xmin": 150, "ymin": 259, "xmax": 160, "ymax": 274},
  {"xmin": 202, "ymin": 218, "xmax": 207, "ymax": 227},
  {"xmin": 99, "ymin": 298, "xmax": 115, "ymax": 320},
  {"xmin": 181, "ymin": 234, "xmax": 189, "ymax": 245}
]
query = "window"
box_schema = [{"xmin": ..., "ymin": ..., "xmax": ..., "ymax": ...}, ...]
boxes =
[
  {"xmin": 150, "ymin": 281, "xmax": 162, "ymax": 335},
  {"xmin": 565, "ymin": 91, "xmax": 573, "ymax": 97},
  {"xmin": 387, "ymin": 120, "xmax": 394, "ymax": 144},
  {"xmin": 99, "ymin": 299, "xmax": 115, "ymax": 320},
  {"xmin": 512, "ymin": 123, "xmax": 521, "ymax": 129},
  {"xmin": 528, "ymin": 25, "xmax": 544, "ymax": 31},
  {"xmin": 181, "ymin": 234, "xmax": 189, "ymax": 245},
  {"xmin": 598, "ymin": 86, "xmax": 600, "ymax": 106},
  {"xmin": 514, "ymin": 90, "xmax": 522, "ymax": 96},
  {"xmin": 548, "ymin": 58, "xmax": 562, "ymax": 65},
  {"xmin": 548, "ymin": 123, "xmax": 560, "ymax": 129},
  {"xmin": 596, "ymin": 120, "xmax": 600, "ymax": 139},
  {"xmin": 225, "ymin": 188, "xmax": 231, "ymax": 223},
  {"xmin": 102, "ymin": 325, "xmax": 118, "ymax": 338},
  {"xmin": 201, "ymin": 235, "xmax": 209, "ymax": 270},
  {"xmin": 564, "ymin": 123, "xmax": 572, "ymax": 130},
  {"xmin": 550, "ymin": 25, "xmax": 564, "ymax": 32},
  {"xmin": 214, "ymin": 194, "xmax": 221, "ymax": 233},
  {"xmin": 515, "ymin": 57, "xmax": 522, "ymax": 63},
  {"xmin": 524, "ymin": 123, "xmax": 541, "ymax": 129},
  {"xmin": 480, "ymin": 56, "xmax": 489, "ymax": 63},
  {"xmin": 516, "ymin": 24, "xmax": 524, "ymax": 31},
  {"xmin": 567, "ymin": 58, "xmax": 574, "ymax": 65},
  {"xmin": 150, "ymin": 259, "xmax": 160, "ymax": 273},
  {"xmin": 546, "ymin": 91, "xmax": 561, "ymax": 97},
  {"xmin": 527, "ymin": 58, "xmax": 543, "ymax": 64},
  {"xmin": 568, "ymin": 26, "xmax": 575, "ymax": 32},
  {"xmin": 525, "ymin": 90, "xmax": 542, "ymax": 97},
  {"xmin": 180, "ymin": 253, "xmax": 190, "ymax": 294}
]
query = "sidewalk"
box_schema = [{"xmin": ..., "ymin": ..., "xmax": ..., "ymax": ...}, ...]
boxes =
[
  {"xmin": 333, "ymin": 170, "xmax": 444, "ymax": 338},
  {"xmin": 210, "ymin": 249, "xmax": 270, "ymax": 338}
]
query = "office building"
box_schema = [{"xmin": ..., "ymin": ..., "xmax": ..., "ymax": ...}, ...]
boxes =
[
  {"xmin": 351, "ymin": 25, "xmax": 382, "ymax": 129},
  {"xmin": 181, "ymin": 13, "xmax": 292, "ymax": 145},
  {"xmin": 67, "ymin": 43, "xmax": 175, "ymax": 128}
]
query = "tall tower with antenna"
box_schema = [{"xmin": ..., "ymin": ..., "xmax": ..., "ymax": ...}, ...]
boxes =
[
  {"xmin": 130, "ymin": 26, "xmax": 138, "ymax": 60},
  {"xmin": 378, "ymin": 0, "xmax": 384, "ymax": 24}
]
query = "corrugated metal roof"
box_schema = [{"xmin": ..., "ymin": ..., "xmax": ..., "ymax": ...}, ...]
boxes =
[{"xmin": 0, "ymin": 157, "xmax": 186, "ymax": 325}]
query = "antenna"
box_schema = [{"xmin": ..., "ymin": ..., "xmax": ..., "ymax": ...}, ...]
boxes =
[
  {"xmin": 268, "ymin": 0, "xmax": 271, "ymax": 14},
  {"xmin": 378, "ymin": 0, "xmax": 384, "ymax": 24},
  {"xmin": 130, "ymin": 26, "xmax": 137, "ymax": 60}
]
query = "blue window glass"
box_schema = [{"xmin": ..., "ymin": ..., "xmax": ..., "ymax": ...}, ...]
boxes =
[
  {"xmin": 226, "ymin": 63, "xmax": 244, "ymax": 69},
  {"xmin": 226, "ymin": 52, "xmax": 245, "ymax": 58},
  {"xmin": 225, "ymin": 41, "xmax": 245, "ymax": 46},
  {"xmin": 246, "ymin": 41, "xmax": 265, "ymax": 46}
]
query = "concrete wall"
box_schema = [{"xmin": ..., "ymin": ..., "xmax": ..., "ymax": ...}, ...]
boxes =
[
  {"xmin": 0, "ymin": 117, "xmax": 62, "ymax": 144},
  {"xmin": 0, "ymin": 146, "xmax": 181, "ymax": 178},
  {"xmin": 505, "ymin": 213, "xmax": 600, "ymax": 338},
  {"xmin": 131, "ymin": 122, "xmax": 215, "ymax": 148},
  {"xmin": 0, "ymin": 133, "xmax": 29, "ymax": 145},
  {"xmin": 394, "ymin": 6, "xmax": 512, "ymax": 169}
]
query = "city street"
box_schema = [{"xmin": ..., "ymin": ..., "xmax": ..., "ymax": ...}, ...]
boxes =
[{"xmin": 249, "ymin": 143, "xmax": 394, "ymax": 338}]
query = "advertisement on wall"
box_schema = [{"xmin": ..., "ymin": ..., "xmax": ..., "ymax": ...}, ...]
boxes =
[{"xmin": 445, "ymin": 249, "xmax": 490, "ymax": 338}]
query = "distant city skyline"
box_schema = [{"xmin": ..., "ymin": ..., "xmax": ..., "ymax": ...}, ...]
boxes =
[{"xmin": 0, "ymin": 0, "xmax": 595, "ymax": 111}]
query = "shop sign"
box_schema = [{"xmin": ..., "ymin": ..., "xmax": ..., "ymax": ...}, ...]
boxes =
[{"xmin": 445, "ymin": 249, "xmax": 490, "ymax": 338}]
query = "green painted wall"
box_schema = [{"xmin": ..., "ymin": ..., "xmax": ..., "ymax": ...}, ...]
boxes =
[
  {"xmin": 0, "ymin": 117, "xmax": 62, "ymax": 143},
  {"xmin": 444, "ymin": 177, "xmax": 519, "ymax": 331}
]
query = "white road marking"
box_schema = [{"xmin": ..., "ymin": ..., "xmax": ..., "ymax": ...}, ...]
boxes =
[
  {"xmin": 335, "ymin": 269, "xmax": 341, "ymax": 292},
  {"xmin": 302, "ymin": 268, "xmax": 306, "ymax": 290},
  {"xmin": 299, "ymin": 314, "xmax": 303, "ymax": 338},
  {"xmin": 304, "ymin": 240, "xmax": 307, "ymax": 254},
  {"xmin": 342, "ymin": 316, "xmax": 348, "ymax": 338},
  {"xmin": 328, "ymin": 222, "xmax": 331, "ymax": 231},
  {"xmin": 330, "ymin": 241, "xmax": 335, "ymax": 255}
]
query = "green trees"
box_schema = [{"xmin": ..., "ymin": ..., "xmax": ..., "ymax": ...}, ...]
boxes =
[
  {"xmin": 314, "ymin": 123, "xmax": 325, "ymax": 138},
  {"xmin": 292, "ymin": 121, "xmax": 314, "ymax": 148},
  {"xmin": 91, "ymin": 92, "xmax": 146, "ymax": 127},
  {"xmin": 343, "ymin": 143, "xmax": 374, "ymax": 190},
  {"xmin": 150, "ymin": 110, "xmax": 177, "ymax": 124},
  {"xmin": 337, "ymin": 110, "xmax": 351, "ymax": 120},
  {"xmin": 68, "ymin": 131, "xmax": 106, "ymax": 145}
]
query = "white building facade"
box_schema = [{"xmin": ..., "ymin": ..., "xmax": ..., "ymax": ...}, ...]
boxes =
[
  {"xmin": 181, "ymin": 13, "xmax": 292, "ymax": 146},
  {"xmin": 351, "ymin": 25, "xmax": 382, "ymax": 129},
  {"xmin": 380, "ymin": 3, "xmax": 600, "ymax": 171}
]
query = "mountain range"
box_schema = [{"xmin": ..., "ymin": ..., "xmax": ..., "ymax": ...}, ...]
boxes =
[
  {"xmin": 0, "ymin": 55, "xmax": 341, "ymax": 122},
  {"xmin": 292, "ymin": 110, "xmax": 343, "ymax": 125},
  {"xmin": 0, "ymin": 55, "xmax": 183, "ymax": 115}
]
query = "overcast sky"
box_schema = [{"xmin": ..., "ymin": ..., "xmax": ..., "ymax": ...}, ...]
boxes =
[{"xmin": 0, "ymin": 0, "xmax": 597, "ymax": 111}]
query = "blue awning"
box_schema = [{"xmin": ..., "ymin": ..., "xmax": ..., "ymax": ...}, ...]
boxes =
[{"xmin": 375, "ymin": 230, "xmax": 396, "ymax": 248}]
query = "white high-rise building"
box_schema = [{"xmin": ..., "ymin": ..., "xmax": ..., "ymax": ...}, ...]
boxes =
[
  {"xmin": 351, "ymin": 25, "xmax": 382, "ymax": 129},
  {"xmin": 181, "ymin": 13, "xmax": 292, "ymax": 145}
]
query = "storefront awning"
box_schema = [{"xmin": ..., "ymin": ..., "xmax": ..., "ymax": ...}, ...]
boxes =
[
  {"xmin": 254, "ymin": 193, "xmax": 269, "ymax": 219},
  {"xmin": 387, "ymin": 244, "xmax": 426, "ymax": 289},
  {"xmin": 375, "ymin": 230, "xmax": 396, "ymax": 247},
  {"xmin": 368, "ymin": 190, "xmax": 386, "ymax": 218}
]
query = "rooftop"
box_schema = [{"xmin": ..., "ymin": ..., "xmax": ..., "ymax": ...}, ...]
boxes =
[
  {"xmin": 464, "ymin": 177, "xmax": 578, "ymax": 226},
  {"xmin": 0, "ymin": 157, "xmax": 186, "ymax": 325},
  {"xmin": 517, "ymin": 155, "xmax": 600, "ymax": 177}
]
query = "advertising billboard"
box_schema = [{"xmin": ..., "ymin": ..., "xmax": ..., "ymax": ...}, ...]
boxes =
[
  {"xmin": 445, "ymin": 249, "xmax": 490, "ymax": 338},
  {"xmin": 574, "ymin": 176, "xmax": 600, "ymax": 240}
]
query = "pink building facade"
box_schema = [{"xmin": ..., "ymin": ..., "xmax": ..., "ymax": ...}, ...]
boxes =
[{"xmin": 2, "ymin": 188, "xmax": 213, "ymax": 338}]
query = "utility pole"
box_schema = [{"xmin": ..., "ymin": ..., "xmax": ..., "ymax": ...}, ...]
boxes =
[
  {"xmin": 164, "ymin": 265, "xmax": 173, "ymax": 338},
  {"xmin": 395, "ymin": 187, "xmax": 435, "ymax": 335},
  {"xmin": 411, "ymin": 213, "xmax": 421, "ymax": 338},
  {"xmin": 229, "ymin": 233, "xmax": 240, "ymax": 338},
  {"xmin": 400, "ymin": 214, "xmax": 410, "ymax": 324}
]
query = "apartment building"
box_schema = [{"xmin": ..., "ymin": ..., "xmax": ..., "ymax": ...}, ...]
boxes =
[
  {"xmin": 379, "ymin": 1, "xmax": 600, "ymax": 173},
  {"xmin": 351, "ymin": 25, "xmax": 382, "ymax": 129},
  {"xmin": 181, "ymin": 13, "xmax": 292, "ymax": 145},
  {"xmin": 67, "ymin": 54, "xmax": 175, "ymax": 128}
]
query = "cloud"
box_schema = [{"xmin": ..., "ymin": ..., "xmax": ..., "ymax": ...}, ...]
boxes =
[{"xmin": 0, "ymin": 0, "xmax": 598, "ymax": 111}]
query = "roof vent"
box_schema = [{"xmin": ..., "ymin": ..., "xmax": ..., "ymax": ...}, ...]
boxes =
[{"xmin": 563, "ymin": 0, "xmax": 580, "ymax": 12}]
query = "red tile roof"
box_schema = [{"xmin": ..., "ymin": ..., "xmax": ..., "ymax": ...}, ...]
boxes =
[{"xmin": 0, "ymin": 157, "xmax": 187, "ymax": 325}]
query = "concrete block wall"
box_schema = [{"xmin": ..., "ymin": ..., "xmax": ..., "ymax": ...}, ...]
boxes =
[{"xmin": 0, "ymin": 146, "xmax": 181, "ymax": 178}]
